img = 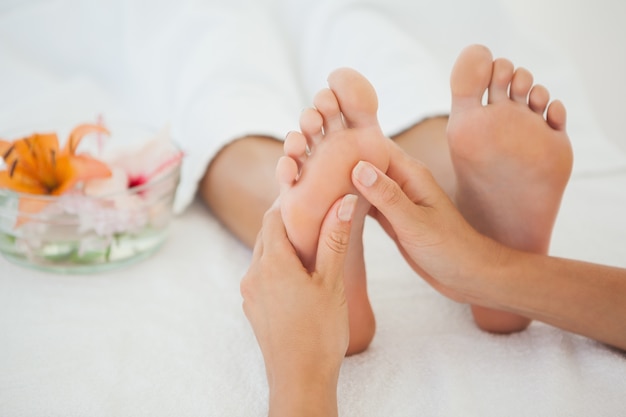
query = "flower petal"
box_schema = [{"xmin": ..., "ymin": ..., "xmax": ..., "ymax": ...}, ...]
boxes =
[
  {"xmin": 8, "ymin": 139, "xmax": 37, "ymax": 177},
  {"xmin": 83, "ymin": 166, "xmax": 129, "ymax": 196},
  {"xmin": 31, "ymin": 132, "xmax": 60, "ymax": 160},
  {"xmin": 71, "ymin": 154, "xmax": 112, "ymax": 181},
  {"xmin": 0, "ymin": 139, "xmax": 11, "ymax": 158},
  {"xmin": 1, "ymin": 134, "xmax": 61, "ymax": 185},
  {"xmin": 104, "ymin": 127, "xmax": 182, "ymax": 188},
  {"xmin": 51, "ymin": 154, "xmax": 112, "ymax": 195},
  {"xmin": 30, "ymin": 133, "xmax": 61, "ymax": 186},
  {"xmin": 64, "ymin": 123, "xmax": 110, "ymax": 155},
  {"xmin": 0, "ymin": 168, "xmax": 47, "ymax": 194}
]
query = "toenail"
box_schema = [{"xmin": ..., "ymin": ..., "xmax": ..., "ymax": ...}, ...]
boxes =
[{"xmin": 354, "ymin": 161, "xmax": 377, "ymax": 187}]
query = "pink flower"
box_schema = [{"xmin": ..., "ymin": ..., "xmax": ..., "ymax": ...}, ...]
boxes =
[{"xmin": 84, "ymin": 127, "xmax": 183, "ymax": 197}]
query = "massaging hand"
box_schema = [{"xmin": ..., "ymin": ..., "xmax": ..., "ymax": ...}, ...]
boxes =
[
  {"xmin": 351, "ymin": 144, "xmax": 500, "ymax": 304},
  {"xmin": 352, "ymin": 144, "xmax": 626, "ymax": 351},
  {"xmin": 241, "ymin": 196, "xmax": 356, "ymax": 417}
]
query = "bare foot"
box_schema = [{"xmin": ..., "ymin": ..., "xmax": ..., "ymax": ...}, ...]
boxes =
[
  {"xmin": 447, "ymin": 44, "xmax": 574, "ymax": 333},
  {"xmin": 277, "ymin": 68, "xmax": 391, "ymax": 355}
]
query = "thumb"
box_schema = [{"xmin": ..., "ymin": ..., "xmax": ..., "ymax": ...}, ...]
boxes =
[{"xmin": 315, "ymin": 194, "xmax": 356, "ymax": 283}]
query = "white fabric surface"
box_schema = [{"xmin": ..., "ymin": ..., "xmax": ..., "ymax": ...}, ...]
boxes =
[
  {"xmin": 2, "ymin": 174, "xmax": 626, "ymax": 416},
  {"xmin": 1, "ymin": 1, "xmax": 626, "ymax": 416}
]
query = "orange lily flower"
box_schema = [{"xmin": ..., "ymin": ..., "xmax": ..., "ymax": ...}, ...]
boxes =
[{"xmin": 0, "ymin": 124, "xmax": 113, "ymax": 221}]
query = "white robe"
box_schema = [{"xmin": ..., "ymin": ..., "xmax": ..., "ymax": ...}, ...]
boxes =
[{"xmin": 0, "ymin": 0, "xmax": 455, "ymax": 212}]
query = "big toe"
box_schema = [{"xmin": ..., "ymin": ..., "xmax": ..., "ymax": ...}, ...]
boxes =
[
  {"xmin": 327, "ymin": 67, "xmax": 379, "ymax": 128},
  {"xmin": 450, "ymin": 44, "xmax": 494, "ymax": 109}
]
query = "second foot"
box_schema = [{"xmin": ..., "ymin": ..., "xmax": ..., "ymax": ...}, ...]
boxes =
[{"xmin": 448, "ymin": 45, "xmax": 573, "ymax": 334}]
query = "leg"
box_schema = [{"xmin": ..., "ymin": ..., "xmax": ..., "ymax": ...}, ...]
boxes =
[
  {"xmin": 200, "ymin": 135, "xmax": 283, "ymax": 248},
  {"xmin": 447, "ymin": 44, "xmax": 573, "ymax": 332},
  {"xmin": 392, "ymin": 116, "xmax": 454, "ymax": 198},
  {"xmin": 277, "ymin": 68, "xmax": 391, "ymax": 355}
]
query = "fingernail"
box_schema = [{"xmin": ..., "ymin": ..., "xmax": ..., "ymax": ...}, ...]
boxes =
[
  {"xmin": 337, "ymin": 194, "xmax": 358, "ymax": 222},
  {"xmin": 354, "ymin": 161, "xmax": 377, "ymax": 187}
]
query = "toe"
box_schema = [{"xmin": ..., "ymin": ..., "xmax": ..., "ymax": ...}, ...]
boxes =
[
  {"xmin": 450, "ymin": 44, "xmax": 494, "ymax": 110},
  {"xmin": 488, "ymin": 58, "xmax": 514, "ymax": 103},
  {"xmin": 528, "ymin": 85, "xmax": 550, "ymax": 115},
  {"xmin": 276, "ymin": 155, "xmax": 299, "ymax": 195},
  {"xmin": 510, "ymin": 68, "xmax": 533, "ymax": 104},
  {"xmin": 299, "ymin": 107, "xmax": 324, "ymax": 146},
  {"xmin": 546, "ymin": 100, "xmax": 567, "ymax": 131},
  {"xmin": 284, "ymin": 130, "xmax": 308, "ymax": 169},
  {"xmin": 327, "ymin": 67, "xmax": 379, "ymax": 128},
  {"xmin": 313, "ymin": 88, "xmax": 344, "ymax": 133}
]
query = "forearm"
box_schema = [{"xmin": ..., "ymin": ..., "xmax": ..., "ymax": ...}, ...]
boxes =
[{"xmin": 473, "ymin": 246, "xmax": 626, "ymax": 350}]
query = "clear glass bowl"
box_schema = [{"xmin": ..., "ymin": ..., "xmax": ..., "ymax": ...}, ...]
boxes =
[{"xmin": 0, "ymin": 160, "xmax": 181, "ymax": 274}]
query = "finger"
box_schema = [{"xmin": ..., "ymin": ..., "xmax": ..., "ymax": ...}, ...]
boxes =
[
  {"xmin": 250, "ymin": 227, "xmax": 264, "ymax": 266},
  {"xmin": 245, "ymin": 202, "xmax": 272, "ymax": 282},
  {"xmin": 259, "ymin": 201, "xmax": 293, "ymax": 256},
  {"xmin": 315, "ymin": 194, "xmax": 356, "ymax": 284},
  {"xmin": 241, "ymin": 211, "xmax": 268, "ymax": 301},
  {"xmin": 369, "ymin": 207, "xmax": 398, "ymax": 243},
  {"xmin": 352, "ymin": 160, "xmax": 426, "ymax": 230},
  {"xmin": 259, "ymin": 199, "xmax": 307, "ymax": 274},
  {"xmin": 243, "ymin": 197, "xmax": 279, "ymax": 271}
]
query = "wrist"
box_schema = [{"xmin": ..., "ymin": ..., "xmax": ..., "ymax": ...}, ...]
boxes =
[
  {"xmin": 269, "ymin": 365, "xmax": 340, "ymax": 417},
  {"xmin": 453, "ymin": 233, "xmax": 515, "ymax": 308},
  {"xmin": 460, "ymin": 237, "xmax": 539, "ymax": 313}
]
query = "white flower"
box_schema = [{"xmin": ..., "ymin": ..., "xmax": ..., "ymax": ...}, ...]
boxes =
[
  {"xmin": 85, "ymin": 126, "xmax": 182, "ymax": 194},
  {"xmin": 83, "ymin": 127, "xmax": 182, "ymax": 229}
]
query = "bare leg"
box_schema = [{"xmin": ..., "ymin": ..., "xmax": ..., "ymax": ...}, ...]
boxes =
[
  {"xmin": 392, "ymin": 116, "xmax": 454, "ymax": 197},
  {"xmin": 447, "ymin": 44, "xmax": 573, "ymax": 332},
  {"xmin": 277, "ymin": 69, "xmax": 392, "ymax": 355},
  {"xmin": 200, "ymin": 135, "xmax": 283, "ymax": 248}
]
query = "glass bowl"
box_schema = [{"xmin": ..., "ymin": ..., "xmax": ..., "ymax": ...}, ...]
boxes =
[{"xmin": 0, "ymin": 159, "xmax": 181, "ymax": 274}]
